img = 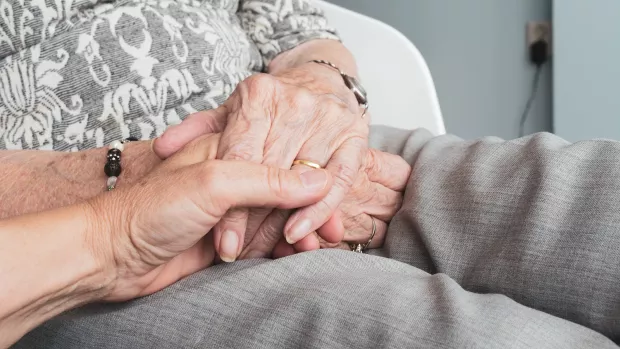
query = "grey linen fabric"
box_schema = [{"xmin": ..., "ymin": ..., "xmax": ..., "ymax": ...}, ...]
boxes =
[
  {"xmin": 14, "ymin": 126, "xmax": 620, "ymax": 348},
  {"xmin": 370, "ymin": 126, "xmax": 620, "ymax": 342}
]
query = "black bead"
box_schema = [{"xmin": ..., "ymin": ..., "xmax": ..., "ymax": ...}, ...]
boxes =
[
  {"xmin": 107, "ymin": 149, "xmax": 121, "ymax": 162},
  {"xmin": 108, "ymin": 148, "xmax": 121, "ymax": 156},
  {"xmin": 125, "ymin": 137, "xmax": 139, "ymax": 142},
  {"xmin": 104, "ymin": 161, "xmax": 122, "ymax": 177}
]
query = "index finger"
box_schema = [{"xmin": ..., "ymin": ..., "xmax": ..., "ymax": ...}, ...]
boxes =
[
  {"xmin": 153, "ymin": 106, "xmax": 228, "ymax": 159},
  {"xmin": 284, "ymin": 137, "xmax": 366, "ymax": 244},
  {"xmin": 212, "ymin": 79, "xmax": 273, "ymax": 262}
]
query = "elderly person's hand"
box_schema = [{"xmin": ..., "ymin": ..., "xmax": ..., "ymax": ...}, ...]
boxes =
[
  {"xmin": 94, "ymin": 134, "xmax": 332, "ymax": 301},
  {"xmin": 153, "ymin": 61, "xmax": 369, "ymax": 262},
  {"xmin": 238, "ymin": 148, "xmax": 412, "ymax": 259}
]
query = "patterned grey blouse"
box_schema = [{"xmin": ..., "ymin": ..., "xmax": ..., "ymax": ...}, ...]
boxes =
[{"xmin": 0, "ymin": 0, "xmax": 339, "ymax": 151}]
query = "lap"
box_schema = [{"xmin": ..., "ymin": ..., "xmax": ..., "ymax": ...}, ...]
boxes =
[
  {"xmin": 370, "ymin": 126, "xmax": 620, "ymax": 341},
  {"xmin": 15, "ymin": 251, "xmax": 615, "ymax": 349}
]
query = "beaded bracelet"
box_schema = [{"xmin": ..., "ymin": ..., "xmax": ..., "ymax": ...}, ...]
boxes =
[{"xmin": 105, "ymin": 137, "xmax": 138, "ymax": 191}]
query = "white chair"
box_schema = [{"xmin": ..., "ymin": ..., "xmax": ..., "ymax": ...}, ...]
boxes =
[{"xmin": 314, "ymin": 0, "xmax": 446, "ymax": 135}]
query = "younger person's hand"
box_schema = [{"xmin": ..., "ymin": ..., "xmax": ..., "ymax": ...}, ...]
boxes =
[{"xmin": 91, "ymin": 134, "xmax": 333, "ymax": 301}]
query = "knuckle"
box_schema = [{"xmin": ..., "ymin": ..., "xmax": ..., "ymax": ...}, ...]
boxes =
[
  {"xmin": 248, "ymin": 208, "xmax": 273, "ymax": 221},
  {"xmin": 240, "ymin": 73, "xmax": 278, "ymax": 103},
  {"xmin": 265, "ymin": 167, "xmax": 287, "ymax": 200},
  {"xmin": 340, "ymin": 213, "xmax": 357, "ymax": 230},
  {"xmin": 373, "ymin": 151, "xmax": 396, "ymax": 175},
  {"xmin": 390, "ymin": 194, "xmax": 404, "ymax": 215},
  {"xmin": 350, "ymin": 136, "xmax": 369, "ymax": 151},
  {"xmin": 333, "ymin": 161, "xmax": 358, "ymax": 189},
  {"xmin": 259, "ymin": 211, "xmax": 288, "ymax": 241},
  {"xmin": 180, "ymin": 138, "xmax": 202, "ymax": 158},
  {"xmin": 375, "ymin": 189, "xmax": 392, "ymax": 209},
  {"xmin": 321, "ymin": 94, "xmax": 348, "ymax": 118},
  {"xmin": 185, "ymin": 134, "xmax": 219, "ymax": 158},
  {"xmin": 313, "ymin": 199, "xmax": 337, "ymax": 218},
  {"xmin": 358, "ymin": 184, "xmax": 377, "ymax": 206},
  {"xmin": 198, "ymin": 163, "xmax": 226, "ymax": 203},
  {"xmin": 195, "ymin": 162, "xmax": 229, "ymax": 213},
  {"xmin": 206, "ymin": 134, "xmax": 222, "ymax": 158},
  {"xmin": 365, "ymin": 149, "xmax": 378, "ymax": 171},
  {"xmin": 224, "ymin": 148, "xmax": 255, "ymax": 162},
  {"xmin": 291, "ymin": 88, "xmax": 316, "ymax": 111},
  {"xmin": 222, "ymin": 208, "xmax": 248, "ymax": 224},
  {"xmin": 198, "ymin": 162, "xmax": 219, "ymax": 188},
  {"xmin": 221, "ymin": 136, "xmax": 260, "ymax": 162}
]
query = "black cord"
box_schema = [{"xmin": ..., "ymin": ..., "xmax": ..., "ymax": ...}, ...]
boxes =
[{"xmin": 519, "ymin": 64, "xmax": 543, "ymax": 137}]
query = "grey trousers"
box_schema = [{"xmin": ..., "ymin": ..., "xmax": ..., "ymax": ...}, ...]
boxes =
[{"xmin": 14, "ymin": 127, "xmax": 620, "ymax": 348}]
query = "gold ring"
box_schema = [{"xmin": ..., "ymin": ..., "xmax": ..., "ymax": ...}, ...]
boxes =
[
  {"xmin": 349, "ymin": 217, "xmax": 377, "ymax": 253},
  {"xmin": 293, "ymin": 159, "xmax": 321, "ymax": 169}
]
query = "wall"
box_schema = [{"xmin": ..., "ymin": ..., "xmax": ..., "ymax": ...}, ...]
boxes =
[
  {"xmin": 326, "ymin": 0, "xmax": 552, "ymax": 140},
  {"xmin": 553, "ymin": 0, "xmax": 620, "ymax": 142}
]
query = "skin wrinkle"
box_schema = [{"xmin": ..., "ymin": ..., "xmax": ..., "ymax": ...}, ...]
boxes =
[
  {"xmin": 213, "ymin": 68, "xmax": 358, "ymax": 259},
  {"xmin": 151, "ymin": 39, "xmax": 389, "ymax": 259},
  {"xmin": 262, "ymin": 90, "xmax": 308, "ymax": 163},
  {"xmin": 0, "ymin": 142, "xmax": 159, "ymax": 219},
  {"xmin": 278, "ymin": 63, "xmax": 355, "ymax": 114},
  {"xmin": 50, "ymin": 154, "xmax": 82, "ymax": 185}
]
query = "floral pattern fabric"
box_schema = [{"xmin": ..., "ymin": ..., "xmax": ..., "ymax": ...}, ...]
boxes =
[{"xmin": 0, "ymin": 0, "xmax": 338, "ymax": 151}]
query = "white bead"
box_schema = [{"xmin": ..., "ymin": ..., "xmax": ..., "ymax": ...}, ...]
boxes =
[
  {"xmin": 107, "ymin": 176, "xmax": 118, "ymax": 189},
  {"xmin": 110, "ymin": 140, "xmax": 124, "ymax": 152}
]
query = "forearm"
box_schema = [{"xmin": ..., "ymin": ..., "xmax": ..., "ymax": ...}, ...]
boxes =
[
  {"xmin": 0, "ymin": 203, "xmax": 113, "ymax": 348},
  {"xmin": 0, "ymin": 142, "xmax": 160, "ymax": 219}
]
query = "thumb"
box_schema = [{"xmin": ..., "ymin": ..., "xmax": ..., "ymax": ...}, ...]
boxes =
[
  {"xmin": 201, "ymin": 161, "xmax": 333, "ymax": 215},
  {"xmin": 153, "ymin": 106, "xmax": 228, "ymax": 159}
]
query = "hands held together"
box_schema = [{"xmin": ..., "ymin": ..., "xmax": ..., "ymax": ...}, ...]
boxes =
[{"xmin": 94, "ymin": 63, "xmax": 411, "ymax": 300}]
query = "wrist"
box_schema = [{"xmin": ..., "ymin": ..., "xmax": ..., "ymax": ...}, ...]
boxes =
[
  {"xmin": 80, "ymin": 199, "xmax": 119, "ymax": 300},
  {"xmin": 61, "ymin": 141, "xmax": 160, "ymax": 195},
  {"xmin": 269, "ymin": 39, "xmax": 357, "ymax": 76},
  {"xmin": 102, "ymin": 140, "xmax": 162, "ymax": 189},
  {"xmin": 273, "ymin": 62, "xmax": 351, "ymax": 100}
]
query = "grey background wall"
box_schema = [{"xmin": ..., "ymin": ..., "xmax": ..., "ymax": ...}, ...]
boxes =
[
  {"xmin": 326, "ymin": 0, "xmax": 552, "ymax": 140},
  {"xmin": 553, "ymin": 0, "xmax": 620, "ymax": 142}
]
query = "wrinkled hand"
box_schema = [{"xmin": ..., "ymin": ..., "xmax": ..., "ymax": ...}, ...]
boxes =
[
  {"xmin": 91, "ymin": 134, "xmax": 332, "ymax": 301},
  {"xmin": 239, "ymin": 149, "xmax": 412, "ymax": 259},
  {"xmin": 154, "ymin": 63, "xmax": 369, "ymax": 262}
]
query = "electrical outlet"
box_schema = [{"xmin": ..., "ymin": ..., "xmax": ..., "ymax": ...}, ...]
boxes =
[{"xmin": 527, "ymin": 21, "xmax": 552, "ymax": 55}]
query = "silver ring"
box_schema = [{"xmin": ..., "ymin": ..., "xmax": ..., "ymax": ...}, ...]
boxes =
[{"xmin": 349, "ymin": 217, "xmax": 377, "ymax": 253}]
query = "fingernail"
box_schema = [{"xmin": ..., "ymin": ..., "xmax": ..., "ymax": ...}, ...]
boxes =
[
  {"xmin": 149, "ymin": 137, "xmax": 157, "ymax": 154},
  {"xmin": 286, "ymin": 218, "xmax": 312, "ymax": 244},
  {"xmin": 220, "ymin": 230, "xmax": 239, "ymax": 263},
  {"xmin": 300, "ymin": 170, "xmax": 328, "ymax": 190}
]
